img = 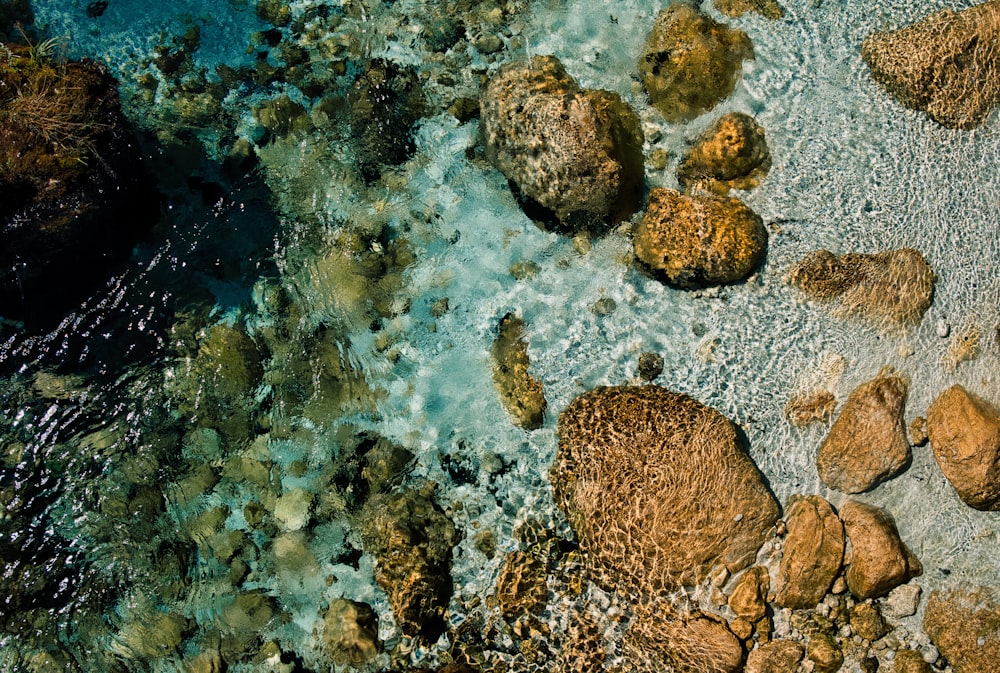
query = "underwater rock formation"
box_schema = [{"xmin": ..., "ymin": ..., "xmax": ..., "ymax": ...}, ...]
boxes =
[
  {"xmin": 639, "ymin": 4, "xmax": 754, "ymax": 123},
  {"xmin": 862, "ymin": 0, "xmax": 1000, "ymax": 129},
  {"xmin": 322, "ymin": 598, "xmax": 380, "ymax": 666},
  {"xmin": 0, "ymin": 45, "xmax": 156, "ymax": 318},
  {"xmin": 892, "ymin": 650, "xmax": 932, "ymax": 673},
  {"xmin": 677, "ymin": 112, "xmax": 771, "ymax": 195},
  {"xmin": 816, "ymin": 368, "xmax": 910, "ymax": 493},
  {"xmin": 552, "ymin": 385, "xmax": 780, "ymax": 594},
  {"xmin": 924, "ymin": 586, "xmax": 1000, "ymax": 673},
  {"xmin": 491, "ymin": 313, "xmax": 547, "ymax": 430},
  {"xmin": 480, "ymin": 55, "xmax": 644, "ymax": 233},
  {"xmin": 774, "ymin": 494, "xmax": 844, "ymax": 609},
  {"xmin": 927, "ymin": 384, "xmax": 1000, "ymax": 510},
  {"xmin": 633, "ymin": 187, "xmax": 767, "ymax": 287},
  {"xmin": 839, "ymin": 500, "xmax": 922, "ymax": 600},
  {"xmin": 786, "ymin": 248, "xmax": 935, "ymax": 328}
]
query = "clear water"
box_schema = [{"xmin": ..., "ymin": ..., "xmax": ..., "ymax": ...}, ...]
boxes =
[{"xmin": 2, "ymin": 0, "xmax": 999, "ymax": 671}]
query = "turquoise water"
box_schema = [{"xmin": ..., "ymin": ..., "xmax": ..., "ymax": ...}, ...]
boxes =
[{"xmin": 2, "ymin": 0, "xmax": 999, "ymax": 671}]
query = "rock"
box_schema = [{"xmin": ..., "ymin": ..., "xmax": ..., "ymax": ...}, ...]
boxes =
[
  {"xmin": 253, "ymin": 95, "xmax": 311, "ymax": 141},
  {"xmin": 850, "ymin": 601, "xmax": 889, "ymax": 641},
  {"xmin": 729, "ymin": 566, "xmax": 769, "ymax": 621},
  {"xmin": 552, "ymin": 385, "xmax": 780, "ymax": 595},
  {"xmin": 491, "ymin": 313, "xmax": 547, "ymax": 430},
  {"xmin": 637, "ymin": 352, "xmax": 665, "ymax": 381},
  {"xmin": 892, "ymin": 650, "xmax": 932, "ymax": 673},
  {"xmin": 785, "ymin": 390, "xmax": 837, "ymax": 428},
  {"xmin": 639, "ymin": 4, "xmax": 754, "ymax": 123},
  {"xmin": 926, "ymin": 384, "xmax": 1000, "ymax": 510},
  {"xmin": 816, "ymin": 368, "xmax": 911, "ymax": 493},
  {"xmin": 786, "ymin": 249, "xmax": 935, "ymax": 328},
  {"xmin": 626, "ymin": 611, "xmax": 744, "ymax": 673},
  {"xmin": 885, "ymin": 582, "xmax": 922, "ymax": 618},
  {"xmin": 480, "ymin": 55, "xmax": 644, "ymax": 232},
  {"xmin": 840, "ymin": 500, "xmax": 921, "ymax": 600},
  {"xmin": 714, "ymin": 0, "xmax": 784, "ymax": 19},
  {"xmin": 908, "ymin": 416, "xmax": 928, "ymax": 446},
  {"xmin": 677, "ymin": 112, "xmax": 771, "ymax": 195},
  {"xmin": 806, "ymin": 632, "xmax": 844, "ymax": 673},
  {"xmin": 494, "ymin": 550, "xmax": 549, "ymax": 622},
  {"xmin": 322, "ymin": 598, "xmax": 380, "ymax": 666},
  {"xmin": 774, "ymin": 494, "xmax": 844, "ymax": 609},
  {"xmin": 861, "ymin": 0, "xmax": 1000, "ymax": 129},
  {"xmin": 745, "ymin": 639, "xmax": 804, "ymax": 673},
  {"xmin": 924, "ymin": 587, "xmax": 1000, "ymax": 673},
  {"xmin": 634, "ymin": 187, "xmax": 767, "ymax": 287},
  {"xmin": 0, "ymin": 48, "xmax": 156, "ymax": 321}
]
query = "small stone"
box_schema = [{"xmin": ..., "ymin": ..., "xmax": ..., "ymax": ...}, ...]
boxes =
[
  {"xmin": 786, "ymin": 390, "xmax": 837, "ymax": 427},
  {"xmin": 936, "ymin": 320, "xmax": 950, "ymax": 338},
  {"xmin": 807, "ymin": 632, "xmax": 844, "ymax": 673},
  {"xmin": 322, "ymin": 599, "xmax": 380, "ymax": 665},
  {"xmin": 473, "ymin": 34, "xmax": 503, "ymax": 54},
  {"xmin": 637, "ymin": 352, "xmax": 665, "ymax": 381},
  {"xmin": 491, "ymin": 313, "xmax": 547, "ymax": 430},
  {"xmin": 885, "ymin": 583, "xmax": 922, "ymax": 618},
  {"xmin": 908, "ymin": 417, "xmax": 928, "ymax": 446},
  {"xmin": 729, "ymin": 566, "xmax": 770, "ymax": 621},
  {"xmin": 273, "ymin": 488, "xmax": 313, "ymax": 532},
  {"xmin": 730, "ymin": 617, "xmax": 754, "ymax": 641},
  {"xmin": 850, "ymin": 601, "xmax": 889, "ymax": 641},
  {"xmin": 892, "ymin": 650, "xmax": 931, "ymax": 673},
  {"xmin": 429, "ymin": 297, "xmax": 450, "ymax": 318}
]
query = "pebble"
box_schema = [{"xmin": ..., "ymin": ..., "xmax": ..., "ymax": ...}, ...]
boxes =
[
  {"xmin": 920, "ymin": 644, "xmax": 939, "ymax": 664},
  {"xmin": 936, "ymin": 320, "xmax": 950, "ymax": 338}
]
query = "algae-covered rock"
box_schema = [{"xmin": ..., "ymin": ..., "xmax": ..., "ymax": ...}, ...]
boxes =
[
  {"xmin": 816, "ymin": 368, "xmax": 910, "ymax": 493},
  {"xmin": 634, "ymin": 187, "xmax": 767, "ymax": 287},
  {"xmin": 323, "ymin": 598, "xmax": 380, "ymax": 666},
  {"xmin": 787, "ymin": 248, "xmax": 935, "ymax": 328},
  {"xmin": 552, "ymin": 385, "xmax": 780, "ymax": 595},
  {"xmin": 927, "ymin": 384, "xmax": 1000, "ymax": 510},
  {"xmin": 862, "ymin": 0, "xmax": 1000, "ymax": 129},
  {"xmin": 639, "ymin": 4, "xmax": 754, "ymax": 123},
  {"xmin": 774, "ymin": 495, "xmax": 844, "ymax": 610},
  {"xmin": 480, "ymin": 55, "xmax": 644, "ymax": 233},
  {"xmin": 491, "ymin": 313, "xmax": 547, "ymax": 430},
  {"xmin": 677, "ymin": 112, "xmax": 771, "ymax": 195},
  {"xmin": 840, "ymin": 500, "xmax": 921, "ymax": 600},
  {"xmin": 924, "ymin": 586, "xmax": 1000, "ymax": 673}
]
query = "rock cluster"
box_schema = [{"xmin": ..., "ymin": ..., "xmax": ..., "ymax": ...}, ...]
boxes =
[
  {"xmin": 927, "ymin": 384, "xmax": 1000, "ymax": 510},
  {"xmin": 862, "ymin": 0, "xmax": 1000, "ymax": 129},
  {"xmin": 677, "ymin": 112, "xmax": 772, "ymax": 195},
  {"xmin": 480, "ymin": 55, "xmax": 644, "ymax": 233}
]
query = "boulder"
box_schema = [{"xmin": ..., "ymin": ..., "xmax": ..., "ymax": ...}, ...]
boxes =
[
  {"xmin": 924, "ymin": 586, "xmax": 1000, "ymax": 673},
  {"xmin": 552, "ymin": 385, "xmax": 780, "ymax": 595},
  {"xmin": 491, "ymin": 313, "xmax": 547, "ymax": 430},
  {"xmin": 677, "ymin": 112, "xmax": 771, "ymax": 195},
  {"xmin": 626, "ymin": 611, "xmax": 744, "ymax": 673},
  {"xmin": 839, "ymin": 500, "xmax": 921, "ymax": 600},
  {"xmin": 816, "ymin": 368, "xmax": 911, "ymax": 493},
  {"xmin": 480, "ymin": 55, "xmax": 643, "ymax": 233},
  {"xmin": 639, "ymin": 4, "xmax": 754, "ymax": 122},
  {"xmin": 926, "ymin": 384, "xmax": 1000, "ymax": 510},
  {"xmin": 862, "ymin": 0, "xmax": 1000, "ymax": 129},
  {"xmin": 774, "ymin": 495, "xmax": 844, "ymax": 609},
  {"xmin": 745, "ymin": 640, "xmax": 804, "ymax": 673},
  {"xmin": 634, "ymin": 187, "xmax": 767, "ymax": 287}
]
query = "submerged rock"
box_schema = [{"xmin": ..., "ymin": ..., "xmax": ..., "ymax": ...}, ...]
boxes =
[
  {"xmin": 839, "ymin": 500, "xmax": 921, "ymax": 600},
  {"xmin": 862, "ymin": 0, "xmax": 1000, "ymax": 129},
  {"xmin": 491, "ymin": 313, "xmax": 547, "ymax": 430},
  {"xmin": 745, "ymin": 640, "xmax": 804, "ymax": 673},
  {"xmin": 634, "ymin": 187, "xmax": 767, "ymax": 287},
  {"xmin": 480, "ymin": 55, "xmax": 644, "ymax": 233},
  {"xmin": 322, "ymin": 598, "xmax": 380, "ymax": 666},
  {"xmin": 625, "ymin": 611, "xmax": 744, "ymax": 673},
  {"xmin": 552, "ymin": 385, "xmax": 780, "ymax": 595},
  {"xmin": 639, "ymin": 4, "xmax": 754, "ymax": 123},
  {"xmin": 892, "ymin": 650, "xmax": 932, "ymax": 673},
  {"xmin": 714, "ymin": 0, "xmax": 784, "ymax": 20},
  {"xmin": 677, "ymin": 112, "xmax": 771, "ymax": 195},
  {"xmin": 729, "ymin": 566, "xmax": 769, "ymax": 621},
  {"xmin": 774, "ymin": 494, "xmax": 844, "ymax": 609},
  {"xmin": 926, "ymin": 384, "xmax": 1000, "ymax": 510},
  {"xmin": 924, "ymin": 587, "xmax": 1000, "ymax": 673},
  {"xmin": 786, "ymin": 248, "xmax": 935, "ymax": 328},
  {"xmin": 816, "ymin": 368, "xmax": 910, "ymax": 493}
]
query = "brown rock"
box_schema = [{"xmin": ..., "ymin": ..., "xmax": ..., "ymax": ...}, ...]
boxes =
[
  {"xmin": 626, "ymin": 612, "xmax": 744, "ymax": 673},
  {"xmin": 892, "ymin": 650, "xmax": 931, "ymax": 673},
  {"xmin": 774, "ymin": 495, "xmax": 844, "ymax": 609},
  {"xmin": 816, "ymin": 369, "xmax": 910, "ymax": 493},
  {"xmin": 640, "ymin": 4, "xmax": 754, "ymax": 123},
  {"xmin": 491, "ymin": 313, "xmax": 547, "ymax": 430},
  {"xmin": 729, "ymin": 566, "xmax": 769, "ymax": 621},
  {"xmin": 849, "ymin": 601, "xmax": 889, "ymax": 642},
  {"xmin": 908, "ymin": 416, "xmax": 928, "ymax": 446},
  {"xmin": 677, "ymin": 112, "xmax": 771, "ymax": 195},
  {"xmin": 807, "ymin": 632, "xmax": 844, "ymax": 673},
  {"xmin": 715, "ymin": 0, "xmax": 784, "ymax": 19},
  {"xmin": 480, "ymin": 55, "xmax": 644, "ymax": 232},
  {"xmin": 840, "ymin": 500, "xmax": 921, "ymax": 599},
  {"xmin": 924, "ymin": 586, "xmax": 1000, "ymax": 673},
  {"xmin": 745, "ymin": 639, "xmax": 804, "ymax": 673},
  {"xmin": 634, "ymin": 187, "xmax": 767, "ymax": 287},
  {"xmin": 787, "ymin": 249, "xmax": 935, "ymax": 328},
  {"xmin": 862, "ymin": 0, "xmax": 1000, "ymax": 129},
  {"xmin": 552, "ymin": 385, "xmax": 780, "ymax": 595},
  {"xmin": 926, "ymin": 384, "xmax": 1000, "ymax": 510}
]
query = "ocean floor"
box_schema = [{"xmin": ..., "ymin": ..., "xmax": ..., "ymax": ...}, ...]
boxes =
[{"xmin": 2, "ymin": 0, "xmax": 999, "ymax": 671}]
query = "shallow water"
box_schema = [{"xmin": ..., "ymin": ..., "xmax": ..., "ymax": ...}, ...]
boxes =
[{"xmin": 2, "ymin": 0, "xmax": 999, "ymax": 671}]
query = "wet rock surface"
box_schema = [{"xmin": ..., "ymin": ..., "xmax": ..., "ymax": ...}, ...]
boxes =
[
  {"xmin": 480, "ymin": 55, "xmax": 644, "ymax": 233},
  {"xmin": 774, "ymin": 494, "xmax": 844, "ymax": 609},
  {"xmin": 862, "ymin": 0, "xmax": 1000, "ymax": 129},
  {"xmin": 840, "ymin": 500, "xmax": 921, "ymax": 600},
  {"xmin": 924, "ymin": 586, "xmax": 1000, "ymax": 673},
  {"xmin": 927, "ymin": 384, "xmax": 1000, "ymax": 510},
  {"xmin": 677, "ymin": 111, "xmax": 771, "ymax": 195},
  {"xmin": 634, "ymin": 187, "xmax": 767, "ymax": 287}
]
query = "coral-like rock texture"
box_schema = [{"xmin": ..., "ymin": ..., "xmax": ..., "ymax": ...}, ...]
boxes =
[
  {"xmin": 774, "ymin": 494, "xmax": 844, "ymax": 609},
  {"xmin": 552, "ymin": 385, "xmax": 780, "ymax": 595},
  {"xmin": 924, "ymin": 586, "xmax": 1000, "ymax": 673},
  {"xmin": 839, "ymin": 500, "xmax": 922, "ymax": 600},
  {"xmin": 491, "ymin": 313, "xmax": 547, "ymax": 430},
  {"xmin": 927, "ymin": 384, "xmax": 1000, "ymax": 510},
  {"xmin": 480, "ymin": 55, "xmax": 644, "ymax": 232},
  {"xmin": 639, "ymin": 4, "xmax": 754, "ymax": 123},
  {"xmin": 787, "ymin": 248, "xmax": 935, "ymax": 328},
  {"xmin": 862, "ymin": 0, "xmax": 1000, "ymax": 129},
  {"xmin": 816, "ymin": 368, "xmax": 910, "ymax": 493},
  {"xmin": 677, "ymin": 112, "xmax": 771, "ymax": 195},
  {"xmin": 634, "ymin": 187, "xmax": 767, "ymax": 287}
]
